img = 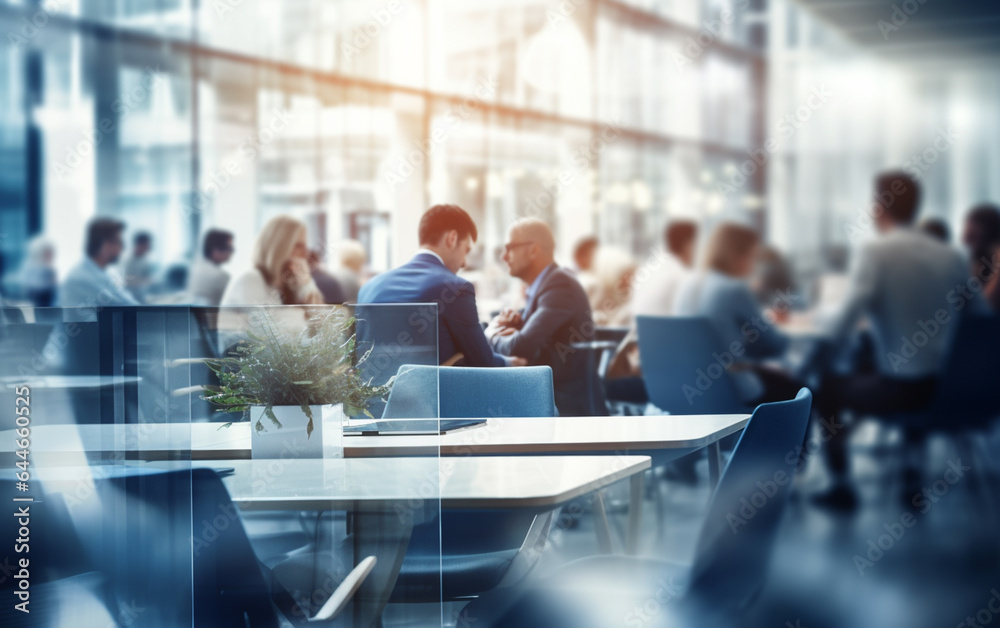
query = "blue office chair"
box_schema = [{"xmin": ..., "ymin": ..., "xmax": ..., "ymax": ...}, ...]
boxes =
[
  {"xmin": 381, "ymin": 364, "xmax": 557, "ymax": 419},
  {"xmin": 1, "ymin": 306, "xmax": 26, "ymax": 323},
  {"xmin": 915, "ymin": 315, "xmax": 1000, "ymax": 433},
  {"xmin": 0, "ymin": 477, "xmax": 100, "ymax": 628},
  {"xmin": 0, "ymin": 487, "xmax": 91, "ymax": 602},
  {"xmin": 880, "ymin": 316, "xmax": 1000, "ymax": 493},
  {"xmin": 636, "ymin": 316, "xmax": 747, "ymax": 415},
  {"xmin": 458, "ymin": 389, "xmax": 814, "ymax": 628},
  {"xmin": 569, "ymin": 326, "xmax": 632, "ymax": 415},
  {"xmin": 385, "ymin": 365, "xmax": 558, "ymax": 602},
  {"xmin": 11, "ymin": 468, "xmax": 373, "ymax": 628},
  {"xmin": 635, "ymin": 316, "xmax": 750, "ymax": 486}
]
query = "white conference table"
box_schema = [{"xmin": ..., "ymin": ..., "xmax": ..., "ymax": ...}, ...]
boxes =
[
  {"xmin": 343, "ymin": 413, "xmax": 749, "ymax": 555},
  {"xmin": 39, "ymin": 455, "xmax": 650, "ymax": 627},
  {"xmin": 1, "ymin": 414, "xmax": 749, "ymax": 463},
  {"xmin": 5, "ymin": 414, "xmax": 747, "ymax": 555},
  {"xmin": 342, "ymin": 414, "xmax": 749, "ymax": 459},
  {"xmin": 177, "ymin": 456, "xmax": 650, "ymax": 512},
  {"xmin": 223, "ymin": 455, "xmax": 652, "ymax": 624}
]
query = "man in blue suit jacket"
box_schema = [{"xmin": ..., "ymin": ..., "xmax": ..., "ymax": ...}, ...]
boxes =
[
  {"xmin": 359, "ymin": 205, "xmax": 520, "ymax": 368},
  {"xmin": 487, "ymin": 218, "xmax": 601, "ymax": 416}
]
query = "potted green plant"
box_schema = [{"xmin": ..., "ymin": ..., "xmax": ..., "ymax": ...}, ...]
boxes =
[{"xmin": 202, "ymin": 308, "xmax": 392, "ymax": 459}]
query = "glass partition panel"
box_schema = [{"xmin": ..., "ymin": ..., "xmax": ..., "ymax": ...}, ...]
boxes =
[
  {"xmin": 199, "ymin": 303, "xmax": 444, "ymax": 622},
  {"xmin": 0, "ymin": 305, "xmax": 192, "ymax": 446},
  {"xmin": 0, "ymin": 304, "xmax": 197, "ymax": 627},
  {"xmin": 0, "ymin": 303, "xmax": 445, "ymax": 625}
]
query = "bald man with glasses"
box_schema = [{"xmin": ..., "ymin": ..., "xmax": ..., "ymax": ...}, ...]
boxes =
[{"xmin": 487, "ymin": 218, "xmax": 602, "ymax": 416}]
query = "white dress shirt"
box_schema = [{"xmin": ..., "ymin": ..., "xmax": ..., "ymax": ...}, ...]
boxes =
[
  {"xmin": 416, "ymin": 248, "xmax": 445, "ymax": 266},
  {"xmin": 632, "ymin": 253, "xmax": 690, "ymax": 318},
  {"xmin": 58, "ymin": 257, "xmax": 139, "ymax": 320},
  {"xmin": 188, "ymin": 258, "xmax": 231, "ymax": 306},
  {"xmin": 217, "ymin": 267, "xmax": 320, "ymax": 350}
]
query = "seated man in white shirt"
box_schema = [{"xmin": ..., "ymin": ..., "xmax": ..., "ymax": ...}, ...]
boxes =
[
  {"xmin": 605, "ymin": 220, "xmax": 699, "ymax": 403},
  {"xmin": 188, "ymin": 229, "xmax": 234, "ymax": 306},
  {"xmin": 122, "ymin": 231, "xmax": 156, "ymax": 302},
  {"xmin": 816, "ymin": 170, "xmax": 982, "ymax": 509},
  {"xmin": 58, "ymin": 218, "xmax": 139, "ymax": 320},
  {"xmin": 633, "ymin": 220, "xmax": 698, "ymax": 319}
]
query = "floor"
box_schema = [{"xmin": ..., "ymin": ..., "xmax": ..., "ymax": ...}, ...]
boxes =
[{"xmin": 383, "ymin": 418, "xmax": 1000, "ymax": 628}]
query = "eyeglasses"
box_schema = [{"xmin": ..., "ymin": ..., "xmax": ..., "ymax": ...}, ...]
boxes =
[{"xmin": 503, "ymin": 241, "xmax": 534, "ymax": 254}]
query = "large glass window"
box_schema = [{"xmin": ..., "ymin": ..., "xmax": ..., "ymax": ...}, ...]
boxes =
[{"xmin": 0, "ymin": 0, "xmax": 765, "ymax": 302}]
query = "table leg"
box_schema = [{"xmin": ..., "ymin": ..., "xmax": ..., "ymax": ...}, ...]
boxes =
[
  {"xmin": 592, "ymin": 491, "xmax": 614, "ymax": 554},
  {"xmin": 626, "ymin": 471, "xmax": 643, "ymax": 555},
  {"xmin": 708, "ymin": 441, "xmax": 722, "ymax": 487},
  {"xmin": 351, "ymin": 510, "xmax": 414, "ymax": 627}
]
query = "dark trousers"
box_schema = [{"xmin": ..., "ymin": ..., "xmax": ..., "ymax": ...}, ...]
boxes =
[
  {"xmin": 748, "ymin": 364, "xmax": 806, "ymax": 405},
  {"xmin": 816, "ymin": 373, "xmax": 938, "ymax": 478}
]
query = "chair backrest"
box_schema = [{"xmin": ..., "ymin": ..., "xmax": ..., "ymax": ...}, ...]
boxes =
[
  {"xmin": 84, "ymin": 468, "xmax": 279, "ymax": 627},
  {"xmin": 686, "ymin": 388, "xmax": 813, "ymax": 608},
  {"xmin": 636, "ymin": 316, "xmax": 744, "ymax": 414},
  {"xmin": 353, "ymin": 303, "xmax": 441, "ymax": 418},
  {"xmin": 926, "ymin": 315, "xmax": 1000, "ymax": 428},
  {"xmin": 1, "ymin": 306, "xmax": 26, "ymax": 323},
  {"xmin": 383, "ymin": 365, "xmax": 557, "ymax": 601},
  {"xmin": 0, "ymin": 486, "xmax": 90, "ymax": 588},
  {"xmin": 567, "ymin": 340, "xmax": 614, "ymax": 416},
  {"xmin": 382, "ymin": 365, "xmax": 557, "ymax": 419}
]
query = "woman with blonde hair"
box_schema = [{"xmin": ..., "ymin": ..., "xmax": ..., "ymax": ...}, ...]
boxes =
[
  {"xmin": 218, "ymin": 216, "xmax": 323, "ymax": 347},
  {"xmin": 222, "ymin": 215, "xmax": 323, "ymax": 308},
  {"xmin": 672, "ymin": 221, "xmax": 799, "ymax": 404}
]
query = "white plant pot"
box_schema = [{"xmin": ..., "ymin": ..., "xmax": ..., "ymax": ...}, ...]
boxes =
[{"xmin": 249, "ymin": 403, "xmax": 344, "ymax": 459}]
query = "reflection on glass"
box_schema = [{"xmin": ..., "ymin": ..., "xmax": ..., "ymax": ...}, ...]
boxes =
[{"xmin": 0, "ymin": 303, "xmax": 445, "ymax": 624}]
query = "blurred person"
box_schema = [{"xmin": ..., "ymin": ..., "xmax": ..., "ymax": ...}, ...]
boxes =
[
  {"xmin": 358, "ymin": 204, "xmax": 519, "ymax": 368},
  {"xmin": 158, "ymin": 263, "xmax": 189, "ymax": 295},
  {"xmin": 487, "ymin": 218, "xmax": 598, "ymax": 416},
  {"xmin": 332, "ymin": 240, "xmax": 366, "ymax": 303},
  {"xmin": 218, "ymin": 216, "xmax": 323, "ymax": 349},
  {"xmin": 605, "ymin": 220, "xmax": 699, "ymax": 396},
  {"xmin": 220, "ymin": 215, "xmax": 322, "ymax": 309},
  {"xmin": 673, "ymin": 222, "xmax": 800, "ymax": 405},
  {"xmin": 58, "ymin": 217, "xmax": 139, "ymax": 309},
  {"xmin": 988, "ymin": 259, "xmax": 1000, "ymax": 311},
  {"xmin": 188, "ymin": 229, "xmax": 234, "ymax": 306},
  {"xmin": 590, "ymin": 246, "xmax": 637, "ymax": 326},
  {"xmin": 52, "ymin": 217, "xmax": 136, "ymax": 422},
  {"xmin": 122, "ymin": 231, "xmax": 155, "ymax": 302},
  {"xmin": 751, "ymin": 245, "xmax": 796, "ymax": 312},
  {"xmin": 962, "ymin": 203, "xmax": 1000, "ymax": 310},
  {"xmin": 632, "ymin": 220, "xmax": 698, "ymax": 318},
  {"xmin": 479, "ymin": 244, "xmax": 516, "ymax": 312},
  {"xmin": 918, "ymin": 217, "xmax": 951, "ymax": 243},
  {"xmin": 570, "ymin": 236, "xmax": 601, "ymax": 303},
  {"xmin": 307, "ymin": 249, "xmax": 346, "ymax": 305},
  {"xmin": 20, "ymin": 236, "xmax": 58, "ymax": 307},
  {"xmin": 817, "ymin": 171, "xmax": 978, "ymax": 509},
  {"xmin": 962, "ymin": 203, "xmax": 1000, "ymax": 274}
]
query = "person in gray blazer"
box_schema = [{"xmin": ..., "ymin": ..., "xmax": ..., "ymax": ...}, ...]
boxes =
[{"xmin": 487, "ymin": 218, "xmax": 601, "ymax": 416}]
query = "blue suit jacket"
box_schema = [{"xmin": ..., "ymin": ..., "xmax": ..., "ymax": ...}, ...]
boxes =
[
  {"xmin": 358, "ymin": 253, "xmax": 506, "ymax": 367},
  {"xmin": 490, "ymin": 265, "xmax": 599, "ymax": 415}
]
